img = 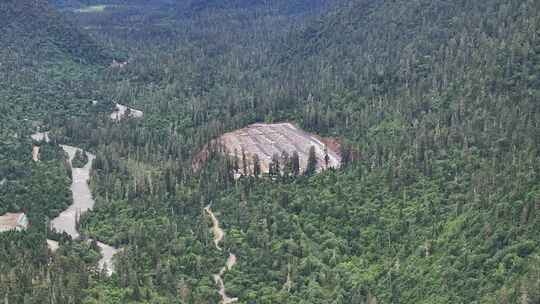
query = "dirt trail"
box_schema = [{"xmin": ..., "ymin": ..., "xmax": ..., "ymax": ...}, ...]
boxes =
[
  {"xmin": 204, "ymin": 206, "xmax": 225, "ymax": 251},
  {"xmin": 32, "ymin": 146, "xmax": 40, "ymax": 162},
  {"xmin": 283, "ymin": 264, "xmax": 292, "ymax": 292},
  {"xmin": 46, "ymin": 239, "xmax": 59, "ymax": 252},
  {"xmin": 204, "ymin": 206, "xmax": 238, "ymax": 304},
  {"xmin": 96, "ymin": 241, "xmax": 118, "ymax": 275},
  {"xmin": 31, "ymin": 133, "xmax": 119, "ymax": 275}
]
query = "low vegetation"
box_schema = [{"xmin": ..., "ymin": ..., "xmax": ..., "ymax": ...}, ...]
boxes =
[{"xmin": 72, "ymin": 149, "xmax": 89, "ymax": 168}]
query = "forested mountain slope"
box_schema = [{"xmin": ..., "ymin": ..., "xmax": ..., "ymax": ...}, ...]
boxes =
[
  {"xmin": 0, "ymin": 3, "xmax": 116, "ymax": 302},
  {"xmin": 1, "ymin": 0, "xmax": 111, "ymax": 66},
  {"xmin": 274, "ymin": 0, "xmax": 540, "ymax": 177},
  {"xmin": 1, "ymin": 0, "xmax": 539, "ymax": 303},
  {"xmin": 0, "ymin": 0, "xmax": 116, "ymax": 130},
  {"xmin": 52, "ymin": 0, "xmax": 329, "ymax": 14},
  {"xmin": 62, "ymin": 0, "xmax": 540, "ymax": 302},
  {"xmin": 68, "ymin": 0, "xmax": 539, "ymax": 302},
  {"xmin": 257, "ymin": 0, "xmax": 540, "ymax": 301}
]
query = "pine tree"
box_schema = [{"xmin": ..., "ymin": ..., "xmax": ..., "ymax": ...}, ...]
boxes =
[
  {"xmin": 340, "ymin": 143, "xmax": 351, "ymax": 167},
  {"xmin": 242, "ymin": 148, "xmax": 248, "ymax": 175},
  {"xmin": 233, "ymin": 148, "xmax": 239, "ymax": 173},
  {"xmin": 269, "ymin": 153, "xmax": 280, "ymax": 177},
  {"xmin": 305, "ymin": 146, "xmax": 317, "ymax": 176},
  {"xmin": 253, "ymin": 154, "xmax": 261, "ymax": 177},
  {"xmin": 281, "ymin": 151, "xmax": 290, "ymax": 177},
  {"xmin": 291, "ymin": 151, "xmax": 300, "ymax": 176},
  {"xmin": 324, "ymin": 145, "xmax": 330, "ymax": 168}
]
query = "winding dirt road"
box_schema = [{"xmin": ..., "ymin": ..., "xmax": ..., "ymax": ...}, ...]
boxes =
[
  {"xmin": 204, "ymin": 206, "xmax": 238, "ymax": 304},
  {"xmin": 32, "ymin": 132, "xmax": 119, "ymax": 275}
]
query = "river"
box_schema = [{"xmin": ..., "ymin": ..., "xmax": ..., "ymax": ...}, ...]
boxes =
[{"xmin": 31, "ymin": 132, "xmax": 119, "ymax": 275}]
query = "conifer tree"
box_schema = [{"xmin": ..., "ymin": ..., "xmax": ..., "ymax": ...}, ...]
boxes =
[
  {"xmin": 305, "ymin": 146, "xmax": 317, "ymax": 176},
  {"xmin": 233, "ymin": 148, "xmax": 239, "ymax": 173},
  {"xmin": 324, "ymin": 145, "xmax": 330, "ymax": 168},
  {"xmin": 281, "ymin": 151, "xmax": 290, "ymax": 178},
  {"xmin": 291, "ymin": 151, "xmax": 300, "ymax": 176},
  {"xmin": 242, "ymin": 148, "xmax": 248, "ymax": 175},
  {"xmin": 253, "ymin": 154, "xmax": 261, "ymax": 177},
  {"xmin": 270, "ymin": 153, "xmax": 280, "ymax": 177}
]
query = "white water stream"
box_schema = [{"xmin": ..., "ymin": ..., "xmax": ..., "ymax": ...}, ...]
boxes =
[
  {"xmin": 204, "ymin": 206, "xmax": 238, "ymax": 304},
  {"xmin": 31, "ymin": 132, "xmax": 119, "ymax": 275}
]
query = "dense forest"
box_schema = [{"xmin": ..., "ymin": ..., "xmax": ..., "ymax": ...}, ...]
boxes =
[{"xmin": 1, "ymin": 0, "xmax": 539, "ymax": 303}]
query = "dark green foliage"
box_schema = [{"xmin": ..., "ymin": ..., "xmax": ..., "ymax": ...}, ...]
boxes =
[
  {"xmin": 72, "ymin": 149, "xmax": 89, "ymax": 168},
  {"xmin": 253, "ymin": 154, "xmax": 261, "ymax": 177},
  {"xmin": 0, "ymin": 0, "xmax": 113, "ymax": 66},
  {"xmin": 0, "ymin": 0, "xmax": 117, "ymax": 133},
  {"xmin": 1, "ymin": 0, "xmax": 540, "ymax": 302},
  {"xmin": 0, "ymin": 134, "xmax": 103, "ymax": 304},
  {"xmin": 269, "ymin": 153, "xmax": 280, "ymax": 177},
  {"xmin": 291, "ymin": 151, "xmax": 301, "ymax": 177},
  {"xmin": 304, "ymin": 146, "xmax": 317, "ymax": 176},
  {"xmin": 0, "ymin": 136, "xmax": 71, "ymax": 223}
]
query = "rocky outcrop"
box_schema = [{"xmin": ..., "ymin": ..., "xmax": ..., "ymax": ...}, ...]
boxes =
[
  {"xmin": 195, "ymin": 123, "xmax": 341, "ymax": 175},
  {"xmin": 110, "ymin": 103, "xmax": 143, "ymax": 121}
]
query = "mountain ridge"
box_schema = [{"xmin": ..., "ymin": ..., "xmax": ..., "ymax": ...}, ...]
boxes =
[{"xmin": 1, "ymin": 0, "xmax": 113, "ymax": 67}]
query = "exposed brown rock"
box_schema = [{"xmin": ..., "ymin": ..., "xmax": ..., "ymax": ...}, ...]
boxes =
[
  {"xmin": 195, "ymin": 123, "xmax": 342, "ymax": 175},
  {"xmin": 0, "ymin": 213, "xmax": 28, "ymax": 232}
]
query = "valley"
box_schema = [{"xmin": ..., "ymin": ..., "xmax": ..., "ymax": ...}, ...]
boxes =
[{"xmin": 1, "ymin": 0, "xmax": 539, "ymax": 303}]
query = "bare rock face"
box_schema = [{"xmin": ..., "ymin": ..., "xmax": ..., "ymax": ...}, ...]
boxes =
[
  {"xmin": 30, "ymin": 131, "xmax": 50, "ymax": 143},
  {"xmin": 31, "ymin": 131, "xmax": 50, "ymax": 162},
  {"xmin": 110, "ymin": 59, "xmax": 128, "ymax": 68},
  {"xmin": 196, "ymin": 123, "xmax": 341, "ymax": 175},
  {"xmin": 110, "ymin": 103, "xmax": 143, "ymax": 121},
  {"xmin": 32, "ymin": 145, "xmax": 40, "ymax": 162}
]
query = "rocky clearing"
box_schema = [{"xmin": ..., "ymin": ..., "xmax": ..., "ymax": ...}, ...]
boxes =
[
  {"xmin": 110, "ymin": 103, "xmax": 143, "ymax": 121},
  {"xmin": 198, "ymin": 123, "xmax": 341, "ymax": 175}
]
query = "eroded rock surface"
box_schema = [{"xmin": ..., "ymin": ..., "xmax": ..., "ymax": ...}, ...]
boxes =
[
  {"xmin": 31, "ymin": 131, "xmax": 50, "ymax": 143},
  {"xmin": 197, "ymin": 123, "xmax": 341, "ymax": 175},
  {"xmin": 110, "ymin": 103, "xmax": 143, "ymax": 121}
]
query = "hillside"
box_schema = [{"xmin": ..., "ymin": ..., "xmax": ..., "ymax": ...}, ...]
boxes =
[
  {"xmin": 0, "ymin": 0, "xmax": 117, "ymax": 131},
  {"xmin": 0, "ymin": 4, "xmax": 116, "ymax": 302},
  {"xmin": 1, "ymin": 0, "xmax": 539, "ymax": 303},
  {"xmin": 276, "ymin": 0, "xmax": 540, "ymax": 166},
  {"xmin": 69, "ymin": 0, "xmax": 540, "ymax": 302},
  {"xmin": 0, "ymin": 0, "xmax": 112, "ymax": 67},
  {"xmin": 52, "ymin": 0, "xmax": 329, "ymax": 14}
]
